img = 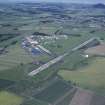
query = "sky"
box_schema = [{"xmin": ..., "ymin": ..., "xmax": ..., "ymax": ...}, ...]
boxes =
[{"xmin": 2, "ymin": 0, "xmax": 105, "ymax": 4}]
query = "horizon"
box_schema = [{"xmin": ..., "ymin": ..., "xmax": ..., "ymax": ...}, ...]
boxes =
[{"xmin": 1, "ymin": 0, "xmax": 105, "ymax": 4}]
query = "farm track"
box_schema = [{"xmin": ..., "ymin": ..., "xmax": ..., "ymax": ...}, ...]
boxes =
[{"xmin": 69, "ymin": 88, "xmax": 94, "ymax": 105}]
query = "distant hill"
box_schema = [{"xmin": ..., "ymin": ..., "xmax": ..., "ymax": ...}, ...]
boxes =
[{"xmin": 93, "ymin": 3, "xmax": 105, "ymax": 9}]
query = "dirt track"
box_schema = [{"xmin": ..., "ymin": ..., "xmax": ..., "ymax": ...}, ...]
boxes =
[{"xmin": 70, "ymin": 88, "xmax": 93, "ymax": 105}]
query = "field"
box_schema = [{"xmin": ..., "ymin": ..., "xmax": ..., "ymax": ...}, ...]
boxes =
[
  {"xmin": 85, "ymin": 44, "xmax": 105, "ymax": 56},
  {"xmin": 43, "ymin": 28, "xmax": 93, "ymax": 55},
  {"xmin": 0, "ymin": 79, "xmax": 14, "ymax": 89},
  {"xmin": 34, "ymin": 79, "xmax": 73, "ymax": 104},
  {"xmin": 1, "ymin": 2, "xmax": 105, "ymax": 105},
  {"xmin": 0, "ymin": 91, "xmax": 23, "ymax": 105},
  {"xmin": 58, "ymin": 57, "xmax": 105, "ymax": 95},
  {"xmin": 0, "ymin": 43, "xmax": 33, "ymax": 71},
  {"xmin": 0, "ymin": 41, "xmax": 51, "ymax": 81},
  {"xmin": 70, "ymin": 88, "xmax": 94, "ymax": 105},
  {"xmin": 59, "ymin": 51, "xmax": 86, "ymax": 70},
  {"xmin": 23, "ymin": 98, "xmax": 49, "ymax": 105},
  {"xmin": 69, "ymin": 88, "xmax": 105, "ymax": 105}
]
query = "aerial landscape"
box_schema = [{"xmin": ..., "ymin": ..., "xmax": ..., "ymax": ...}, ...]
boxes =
[{"xmin": 0, "ymin": 0, "xmax": 105, "ymax": 105}]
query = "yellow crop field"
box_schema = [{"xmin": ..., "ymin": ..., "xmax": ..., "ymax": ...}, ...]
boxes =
[{"xmin": 0, "ymin": 91, "xmax": 23, "ymax": 105}]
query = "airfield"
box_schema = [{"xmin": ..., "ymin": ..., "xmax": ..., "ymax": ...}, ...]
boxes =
[{"xmin": 0, "ymin": 2, "xmax": 105, "ymax": 105}]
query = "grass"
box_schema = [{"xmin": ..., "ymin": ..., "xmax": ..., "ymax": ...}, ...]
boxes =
[
  {"xmin": 0, "ymin": 91, "xmax": 23, "ymax": 105},
  {"xmin": 0, "ymin": 58, "xmax": 56, "ymax": 82},
  {"xmin": 0, "ymin": 79, "xmax": 14, "ymax": 89},
  {"xmin": 44, "ymin": 36, "xmax": 84, "ymax": 55},
  {"xmin": 58, "ymin": 57, "xmax": 105, "ymax": 95},
  {"xmin": 0, "ymin": 65, "xmax": 27, "ymax": 81},
  {"xmin": 34, "ymin": 79, "xmax": 72, "ymax": 103},
  {"xmin": 43, "ymin": 30, "xmax": 94, "ymax": 55},
  {"xmin": 0, "ymin": 42, "xmax": 50, "ymax": 70},
  {"xmin": 0, "ymin": 48, "xmax": 43, "ymax": 81},
  {"xmin": 32, "ymin": 66, "xmax": 58, "ymax": 83},
  {"xmin": 59, "ymin": 51, "xmax": 85, "ymax": 70},
  {"xmin": 23, "ymin": 98, "xmax": 49, "ymax": 105},
  {"xmin": 0, "ymin": 44, "xmax": 33, "ymax": 71}
]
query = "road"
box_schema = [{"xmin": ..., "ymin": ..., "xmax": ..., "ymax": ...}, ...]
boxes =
[
  {"xmin": 28, "ymin": 37, "xmax": 101, "ymax": 76},
  {"xmin": 28, "ymin": 53, "xmax": 68, "ymax": 76},
  {"xmin": 71, "ymin": 37, "xmax": 101, "ymax": 52},
  {"xmin": 37, "ymin": 45, "xmax": 51, "ymax": 55}
]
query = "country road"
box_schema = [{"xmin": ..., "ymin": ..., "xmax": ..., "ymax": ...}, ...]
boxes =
[{"xmin": 28, "ymin": 37, "xmax": 101, "ymax": 76}]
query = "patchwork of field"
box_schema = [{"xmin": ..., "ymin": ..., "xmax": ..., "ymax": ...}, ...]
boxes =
[
  {"xmin": 0, "ymin": 44, "xmax": 33, "ymax": 71},
  {"xmin": 34, "ymin": 79, "xmax": 74, "ymax": 104},
  {"xmin": 0, "ymin": 41, "xmax": 51, "ymax": 81},
  {"xmin": 24, "ymin": 98, "xmax": 49, "ymax": 105},
  {"xmin": 0, "ymin": 91, "xmax": 23, "ymax": 105},
  {"xmin": 43, "ymin": 29, "xmax": 93, "ymax": 55},
  {"xmin": 1, "ymin": 2, "xmax": 105, "ymax": 105},
  {"xmin": 58, "ymin": 57, "xmax": 105, "ymax": 94}
]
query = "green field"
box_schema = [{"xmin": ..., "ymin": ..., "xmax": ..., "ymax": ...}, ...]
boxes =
[
  {"xmin": 34, "ymin": 79, "xmax": 73, "ymax": 103},
  {"xmin": 0, "ymin": 2, "xmax": 105, "ymax": 105},
  {"xmin": 58, "ymin": 57, "xmax": 105, "ymax": 94},
  {"xmin": 44, "ymin": 31, "xmax": 93, "ymax": 55},
  {"xmin": 0, "ymin": 42, "xmax": 51, "ymax": 81},
  {"xmin": 0, "ymin": 91, "xmax": 23, "ymax": 105},
  {"xmin": 23, "ymin": 98, "xmax": 49, "ymax": 105},
  {"xmin": 0, "ymin": 44, "xmax": 33, "ymax": 71}
]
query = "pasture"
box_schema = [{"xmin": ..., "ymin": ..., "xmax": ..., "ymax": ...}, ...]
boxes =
[
  {"xmin": 58, "ymin": 57, "xmax": 105, "ymax": 95},
  {"xmin": 0, "ymin": 44, "xmax": 33, "ymax": 71},
  {"xmin": 34, "ymin": 79, "xmax": 73, "ymax": 104}
]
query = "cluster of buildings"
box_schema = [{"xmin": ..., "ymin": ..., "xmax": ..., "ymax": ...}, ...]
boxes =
[{"xmin": 22, "ymin": 36, "xmax": 51, "ymax": 56}]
